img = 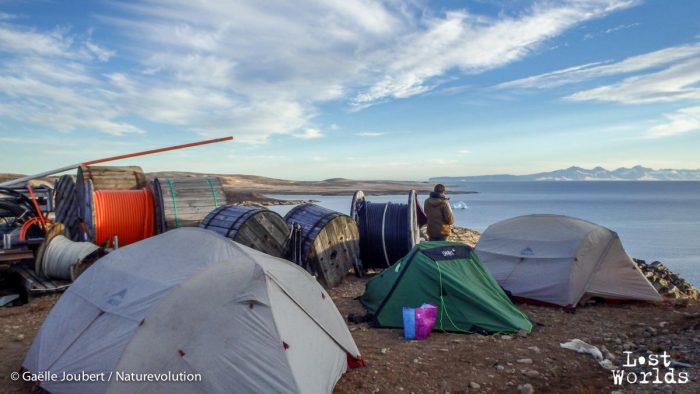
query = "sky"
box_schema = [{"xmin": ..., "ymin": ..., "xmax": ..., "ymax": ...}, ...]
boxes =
[{"xmin": 1, "ymin": 0, "xmax": 699, "ymax": 181}]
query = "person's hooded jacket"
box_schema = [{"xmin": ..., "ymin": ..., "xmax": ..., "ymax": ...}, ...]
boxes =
[{"xmin": 424, "ymin": 191, "xmax": 454, "ymax": 239}]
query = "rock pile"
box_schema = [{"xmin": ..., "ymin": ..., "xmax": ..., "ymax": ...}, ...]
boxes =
[
  {"xmin": 634, "ymin": 259, "xmax": 699, "ymax": 300},
  {"xmin": 419, "ymin": 226, "xmax": 481, "ymax": 247},
  {"xmin": 449, "ymin": 227, "xmax": 481, "ymax": 247}
]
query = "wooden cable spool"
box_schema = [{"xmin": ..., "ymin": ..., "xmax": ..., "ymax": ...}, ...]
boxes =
[
  {"xmin": 199, "ymin": 205, "xmax": 290, "ymax": 258},
  {"xmin": 75, "ymin": 165, "xmax": 151, "ymax": 246},
  {"xmin": 77, "ymin": 165, "xmax": 147, "ymax": 191},
  {"xmin": 284, "ymin": 203, "xmax": 361, "ymax": 288},
  {"xmin": 54, "ymin": 175, "xmax": 83, "ymax": 241},
  {"xmin": 153, "ymin": 177, "xmax": 226, "ymax": 234}
]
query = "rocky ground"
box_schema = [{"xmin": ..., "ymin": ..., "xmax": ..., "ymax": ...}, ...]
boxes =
[
  {"xmin": 635, "ymin": 259, "xmax": 699, "ymax": 301},
  {"xmin": 1, "ymin": 228, "xmax": 698, "ymax": 393},
  {"xmin": 148, "ymin": 171, "xmax": 450, "ymax": 195},
  {"xmin": 331, "ymin": 278, "xmax": 700, "ymax": 394},
  {"xmin": 1, "ymin": 282, "xmax": 698, "ymax": 394},
  {"xmin": 222, "ymin": 190, "xmax": 316, "ymax": 207}
]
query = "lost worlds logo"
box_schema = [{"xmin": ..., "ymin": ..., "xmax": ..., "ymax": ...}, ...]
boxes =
[{"xmin": 612, "ymin": 351, "xmax": 690, "ymax": 385}]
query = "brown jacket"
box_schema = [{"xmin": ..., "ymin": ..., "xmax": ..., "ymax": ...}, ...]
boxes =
[{"xmin": 424, "ymin": 193, "xmax": 454, "ymax": 239}]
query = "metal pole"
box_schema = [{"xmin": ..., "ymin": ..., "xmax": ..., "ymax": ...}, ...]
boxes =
[
  {"xmin": 0, "ymin": 163, "xmax": 80, "ymax": 188},
  {"xmin": 0, "ymin": 136, "xmax": 233, "ymax": 187},
  {"xmin": 81, "ymin": 136, "xmax": 233, "ymax": 165}
]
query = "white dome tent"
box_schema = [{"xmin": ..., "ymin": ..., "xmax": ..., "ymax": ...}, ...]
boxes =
[
  {"xmin": 23, "ymin": 228, "xmax": 362, "ymax": 394},
  {"xmin": 475, "ymin": 214, "xmax": 661, "ymax": 307}
]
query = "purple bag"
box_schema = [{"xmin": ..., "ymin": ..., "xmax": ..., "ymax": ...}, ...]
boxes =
[
  {"xmin": 403, "ymin": 303, "xmax": 438, "ymax": 340},
  {"xmin": 415, "ymin": 303, "xmax": 438, "ymax": 340}
]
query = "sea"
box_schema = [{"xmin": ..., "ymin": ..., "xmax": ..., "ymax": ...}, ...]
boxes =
[{"xmin": 268, "ymin": 181, "xmax": 700, "ymax": 286}]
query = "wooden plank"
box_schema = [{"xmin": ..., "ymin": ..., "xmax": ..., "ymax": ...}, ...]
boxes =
[{"xmin": 79, "ymin": 165, "xmax": 146, "ymax": 191}]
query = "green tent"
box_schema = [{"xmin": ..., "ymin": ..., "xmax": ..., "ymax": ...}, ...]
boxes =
[{"xmin": 360, "ymin": 241, "xmax": 532, "ymax": 334}]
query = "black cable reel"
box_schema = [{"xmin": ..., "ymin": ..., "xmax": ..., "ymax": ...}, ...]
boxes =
[{"xmin": 351, "ymin": 190, "xmax": 427, "ymax": 271}]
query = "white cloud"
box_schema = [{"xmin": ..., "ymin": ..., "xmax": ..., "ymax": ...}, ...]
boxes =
[
  {"xmin": 354, "ymin": 132, "xmax": 386, "ymax": 137},
  {"xmin": 352, "ymin": 0, "xmax": 637, "ymax": 106},
  {"xmin": 646, "ymin": 106, "xmax": 700, "ymax": 138},
  {"xmin": 458, "ymin": 149, "xmax": 471, "ymax": 154},
  {"xmin": 293, "ymin": 128, "xmax": 324, "ymax": 139},
  {"xmin": 567, "ymin": 56, "xmax": 700, "ymax": 104},
  {"xmin": 0, "ymin": 0, "xmax": 639, "ymax": 142},
  {"xmin": 85, "ymin": 40, "xmax": 115, "ymax": 62},
  {"xmin": 0, "ymin": 24, "xmax": 145, "ymax": 136},
  {"xmin": 498, "ymin": 43, "xmax": 700, "ymax": 89},
  {"xmin": 584, "ymin": 22, "xmax": 639, "ymax": 40},
  {"xmin": 496, "ymin": 40, "xmax": 700, "ymax": 139}
]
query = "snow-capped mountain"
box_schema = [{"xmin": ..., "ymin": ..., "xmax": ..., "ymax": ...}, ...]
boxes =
[{"xmin": 431, "ymin": 166, "xmax": 700, "ymax": 182}]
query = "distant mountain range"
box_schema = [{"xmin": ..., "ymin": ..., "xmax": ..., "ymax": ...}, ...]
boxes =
[{"xmin": 431, "ymin": 166, "xmax": 700, "ymax": 182}]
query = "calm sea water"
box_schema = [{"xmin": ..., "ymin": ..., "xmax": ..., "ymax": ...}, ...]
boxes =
[{"xmin": 268, "ymin": 181, "xmax": 700, "ymax": 286}]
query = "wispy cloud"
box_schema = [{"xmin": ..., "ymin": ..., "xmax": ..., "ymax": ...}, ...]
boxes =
[
  {"xmin": 584, "ymin": 22, "xmax": 639, "ymax": 40},
  {"xmin": 496, "ymin": 40, "xmax": 700, "ymax": 139},
  {"xmin": 0, "ymin": 24, "xmax": 145, "ymax": 136},
  {"xmin": 0, "ymin": 0, "xmax": 639, "ymax": 142},
  {"xmin": 458, "ymin": 149, "xmax": 471, "ymax": 154},
  {"xmin": 293, "ymin": 128, "xmax": 324, "ymax": 139},
  {"xmin": 498, "ymin": 43, "xmax": 700, "ymax": 90},
  {"xmin": 354, "ymin": 132, "xmax": 386, "ymax": 137},
  {"xmin": 646, "ymin": 106, "xmax": 700, "ymax": 138},
  {"xmin": 566, "ymin": 56, "xmax": 700, "ymax": 104},
  {"xmin": 0, "ymin": 24, "xmax": 73, "ymax": 56},
  {"xmin": 352, "ymin": 0, "xmax": 638, "ymax": 106}
]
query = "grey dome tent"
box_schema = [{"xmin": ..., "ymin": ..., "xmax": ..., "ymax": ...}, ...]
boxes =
[
  {"xmin": 23, "ymin": 228, "xmax": 363, "ymax": 394},
  {"xmin": 475, "ymin": 214, "xmax": 661, "ymax": 307}
]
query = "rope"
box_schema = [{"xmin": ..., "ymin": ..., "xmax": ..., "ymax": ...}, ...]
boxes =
[
  {"xmin": 207, "ymin": 178, "xmax": 219, "ymax": 207},
  {"xmin": 92, "ymin": 188, "xmax": 155, "ymax": 247},
  {"xmin": 39, "ymin": 235, "xmax": 99, "ymax": 280},
  {"xmin": 166, "ymin": 179, "xmax": 180, "ymax": 228},
  {"xmin": 432, "ymin": 257, "xmax": 527, "ymax": 335},
  {"xmin": 432, "ymin": 259, "xmax": 471, "ymax": 334}
]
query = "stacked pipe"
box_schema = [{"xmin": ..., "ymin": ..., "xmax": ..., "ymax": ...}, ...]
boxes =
[{"xmin": 350, "ymin": 190, "xmax": 427, "ymax": 270}]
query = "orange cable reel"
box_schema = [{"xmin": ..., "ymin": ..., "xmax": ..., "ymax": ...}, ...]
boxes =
[{"xmin": 92, "ymin": 188, "xmax": 155, "ymax": 247}]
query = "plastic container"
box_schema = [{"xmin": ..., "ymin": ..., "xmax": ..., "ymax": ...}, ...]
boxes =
[{"xmin": 403, "ymin": 303, "xmax": 438, "ymax": 340}]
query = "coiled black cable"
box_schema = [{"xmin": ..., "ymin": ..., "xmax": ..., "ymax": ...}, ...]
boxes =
[{"xmin": 354, "ymin": 190, "xmax": 425, "ymax": 269}]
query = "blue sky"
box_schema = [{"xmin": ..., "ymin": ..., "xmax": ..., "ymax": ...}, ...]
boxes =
[{"xmin": 1, "ymin": 0, "xmax": 699, "ymax": 180}]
